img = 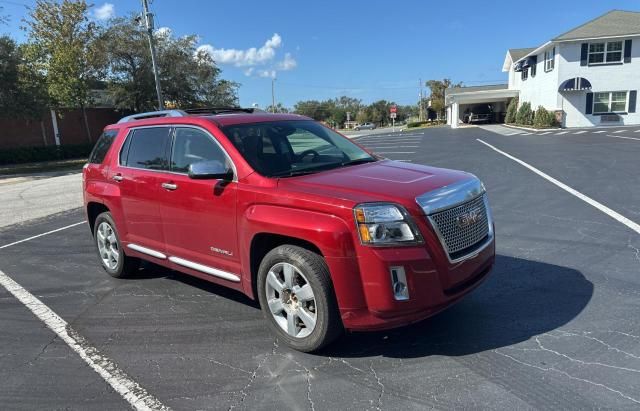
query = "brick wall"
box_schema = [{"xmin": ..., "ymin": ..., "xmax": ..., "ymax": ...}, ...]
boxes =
[{"xmin": 0, "ymin": 108, "xmax": 124, "ymax": 149}]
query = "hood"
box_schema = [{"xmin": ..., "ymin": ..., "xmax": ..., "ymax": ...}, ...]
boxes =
[{"xmin": 277, "ymin": 160, "xmax": 474, "ymax": 214}]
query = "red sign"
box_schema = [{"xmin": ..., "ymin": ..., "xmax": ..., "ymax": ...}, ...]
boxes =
[{"xmin": 390, "ymin": 106, "xmax": 397, "ymax": 113}]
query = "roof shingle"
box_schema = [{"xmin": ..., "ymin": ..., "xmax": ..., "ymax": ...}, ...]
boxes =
[{"xmin": 552, "ymin": 10, "xmax": 640, "ymax": 41}]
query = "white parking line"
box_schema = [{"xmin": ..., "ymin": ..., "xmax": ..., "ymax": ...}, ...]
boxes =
[
  {"xmin": 635, "ymin": 129, "xmax": 640, "ymax": 133},
  {"xmin": 555, "ymin": 131, "xmax": 569, "ymax": 135},
  {"xmin": 366, "ymin": 146, "xmax": 419, "ymax": 149},
  {"xmin": 0, "ymin": 268, "xmax": 168, "ymax": 411},
  {"xmin": 539, "ymin": 132, "xmax": 552, "ymax": 135},
  {"xmin": 613, "ymin": 130, "xmax": 626, "ymax": 133},
  {"xmin": 358, "ymin": 140, "xmax": 420, "ymax": 145},
  {"xmin": 476, "ymin": 139, "xmax": 640, "ymax": 235},
  {"xmin": 356, "ymin": 136, "xmax": 421, "ymax": 141},
  {"xmin": 521, "ymin": 133, "xmax": 532, "ymax": 135},
  {"xmin": 0, "ymin": 221, "xmax": 86, "ymax": 250},
  {"xmin": 594, "ymin": 130, "xmax": 607, "ymax": 134},
  {"xmin": 606, "ymin": 134, "xmax": 640, "ymax": 141},
  {"xmin": 357, "ymin": 138, "xmax": 421, "ymax": 142},
  {"xmin": 573, "ymin": 131, "xmax": 587, "ymax": 134}
]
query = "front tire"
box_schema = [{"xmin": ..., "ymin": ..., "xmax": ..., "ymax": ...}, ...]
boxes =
[
  {"xmin": 94, "ymin": 212, "xmax": 140, "ymax": 278},
  {"xmin": 257, "ymin": 245, "xmax": 342, "ymax": 352}
]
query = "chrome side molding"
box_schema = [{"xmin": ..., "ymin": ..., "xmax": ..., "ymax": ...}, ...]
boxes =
[
  {"xmin": 168, "ymin": 256, "xmax": 241, "ymax": 283},
  {"xmin": 127, "ymin": 243, "xmax": 167, "ymax": 259}
]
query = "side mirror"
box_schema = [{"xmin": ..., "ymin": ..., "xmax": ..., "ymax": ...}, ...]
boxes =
[{"xmin": 188, "ymin": 160, "xmax": 233, "ymax": 180}]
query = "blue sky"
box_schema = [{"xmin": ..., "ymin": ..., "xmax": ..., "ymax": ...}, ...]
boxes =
[{"xmin": 1, "ymin": 0, "xmax": 639, "ymax": 107}]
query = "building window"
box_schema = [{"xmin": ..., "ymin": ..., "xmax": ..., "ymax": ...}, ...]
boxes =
[
  {"xmin": 521, "ymin": 68, "xmax": 528, "ymax": 81},
  {"xmin": 588, "ymin": 41, "xmax": 623, "ymax": 64},
  {"xmin": 593, "ymin": 91, "xmax": 628, "ymax": 114},
  {"xmin": 544, "ymin": 47, "xmax": 555, "ymax": 71}
]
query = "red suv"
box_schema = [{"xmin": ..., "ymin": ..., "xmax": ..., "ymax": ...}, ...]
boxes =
[{"xmin": 83, "ymin": 108, "xmax": 495, "ymax": 352}]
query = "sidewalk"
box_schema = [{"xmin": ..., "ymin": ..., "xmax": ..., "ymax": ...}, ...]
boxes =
[
  {"xmin": 0, "ymin": 172, "xmax": 83, "ymax": 229},
  {"xmin": 0, "ymin": 158, "xmax": 86, "ymax": 178}
]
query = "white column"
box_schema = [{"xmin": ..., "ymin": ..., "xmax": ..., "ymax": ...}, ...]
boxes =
[
  {"xmin": 50, "ymin": 109, "xmax": 61, "ymax": 146},
  {"xmin": 451, "ymin": 102, "xmax": 460, "ymax": 129}
]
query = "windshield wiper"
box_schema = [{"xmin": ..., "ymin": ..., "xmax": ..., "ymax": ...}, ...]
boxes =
[
  {"xmin": 341, "ymin": 158, "xmax": 377, "ymax": 167},
  {"xmin": 271, "ymin": 158, "xmax": 376, "ymax": 178},
  {"xmin": 270, "ymin": 169, "xmax": 322, "ymax": 178}
]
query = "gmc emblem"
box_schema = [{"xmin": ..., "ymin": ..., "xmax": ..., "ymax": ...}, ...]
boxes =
[{"xmin": 456, "ymin": 210, "xmax": 481, "ymax": 229}]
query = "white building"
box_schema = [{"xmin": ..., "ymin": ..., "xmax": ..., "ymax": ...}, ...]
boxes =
[{"xmin": 447, "ymin": 10, "xmax": 640, "ymax": 128}]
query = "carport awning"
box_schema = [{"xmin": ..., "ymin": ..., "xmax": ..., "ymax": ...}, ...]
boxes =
[{"xmin": 559, "ymin": 77, "xmax": 592, "ymax": 91}]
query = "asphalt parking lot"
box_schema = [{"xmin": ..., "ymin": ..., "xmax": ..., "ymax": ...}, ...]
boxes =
[{"xmin": 1, "ymin": 124, "xmax": 639, "ymax": 409}]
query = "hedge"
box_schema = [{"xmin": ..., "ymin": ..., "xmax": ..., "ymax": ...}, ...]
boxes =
[
  {"xmin": 0, "ymin": 143, "xmax": 94, "ymax": 165},
  {"xmin": 516, "ymin": 102, "xmax": 534, "ymax": 126},
  {"xmin": 533, "ymin": 106, "xmax": 557, "ymax": 128},
  {"xmin": 505, "ymin": 98, "xmax": 518, "ymax": 124},
  {"xmin": 407, "ymin": 120, "xmax": 445, "ymax": 128}
]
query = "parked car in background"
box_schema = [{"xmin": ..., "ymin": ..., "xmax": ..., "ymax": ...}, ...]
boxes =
[
  {"xmin": 354, "ymin": 122, "xmax": 376, "ymax": 130},
  {"xmin": 463, "ymin": 104, "xmax": 494, "ymax": 124},
  {"xmin": 83, "ymin": 108, "xmax": 495, "ymax": 352}
]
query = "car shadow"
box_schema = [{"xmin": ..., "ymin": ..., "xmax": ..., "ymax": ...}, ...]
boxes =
[
  {"xmin": 322, "ymin": 255, "xmax": 593, "ymax": 358},
  {"xmin": 134, "ymin": 261, "xmax": 260, "ymax": 309},
  {"xmin": 130, "ymin": 254, "xmax": 592, "ymax": 359}
]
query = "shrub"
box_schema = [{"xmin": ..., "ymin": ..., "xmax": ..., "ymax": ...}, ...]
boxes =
[
  {"xmin": 407, "ymin": 121, "xmax": 429, "ymax": 128},
  {"xmin": 533, "ymin": 106, "xmax": 556, "ymax": 128},
  {"xmin": 0, "ymin": 144, "xmax": 94, "ymax": 165},
  {"xmin": 516, "ymin": 101, "xmax": 534, "ymax": 126},
  {"xmin": 505, "ymin": 98, "xmax": 518, "ymax": 124}
]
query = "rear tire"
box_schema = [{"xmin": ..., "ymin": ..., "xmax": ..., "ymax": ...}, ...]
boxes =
[
  {"xmin": 94, "ymin": 212, "xmax": 140, "ymax": 278},
  {"xmin": 257, "ymin": 245, "xmax": 342, "ymax": 352}
]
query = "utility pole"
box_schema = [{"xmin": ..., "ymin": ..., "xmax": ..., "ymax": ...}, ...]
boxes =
[
  {"xmin": 419, "ymin": 78, "xmax": 424, "ymax": 122},
  {"xmin": 141, "ymin": 0, "xmax": 164, "ymax": 110},
  {"xmin": 271, "ymin": 78, "xmax": 276, "ymax": 113}
]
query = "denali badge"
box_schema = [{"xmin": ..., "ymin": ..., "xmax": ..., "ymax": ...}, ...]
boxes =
[
  {"xmin": 456, "ymin": 210, "xmax": 481, "ymax": 229},
  {"xmin": 210, "ymin": 246, "xmax": 233, "ymax": 256}
]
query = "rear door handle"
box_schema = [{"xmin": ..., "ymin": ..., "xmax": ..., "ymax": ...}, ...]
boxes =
[
  {"xmin": 161, "ymin": 182, "xmax": 178, "ymax": 191},
  {"xmin": 112, "ymin": 173, "xmax": 123, "ymax": 182}
]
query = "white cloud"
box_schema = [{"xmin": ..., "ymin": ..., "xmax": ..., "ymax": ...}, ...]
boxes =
[
  {"xmin": 257, "ymin": 70, "xmax": 276, "ymax": 79},
  {"xmin": 243, "ymin": 68, "xmax": 255, "ymax": 76},
  {"xmin": 276, "ymin": 53, "xmax": 297, "ymax": 71},
  {"xmin": 197, "ymin": 33, "xmax": 282, "ymax": 67},
  {"xmin": 94, "ymin": 3, "xmax": 115, "ymax": 20}
]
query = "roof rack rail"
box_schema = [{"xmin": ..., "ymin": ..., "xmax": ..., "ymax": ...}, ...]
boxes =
[
  {"xmin": 117, "ymin": 110, "xmax": 187, "ymax": 124},
  {"xmin": 182, "ymin": 107, "xmax": 256, "ymax": 115}
]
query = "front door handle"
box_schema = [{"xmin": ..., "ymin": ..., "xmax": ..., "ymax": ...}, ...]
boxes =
[
  {"xmin": 112, "ymin": 173, "xmax": 123, "ymax": 182},
  {"xmin": 161, "ymin": 182, "xmax": 178, "ymax": 191}
]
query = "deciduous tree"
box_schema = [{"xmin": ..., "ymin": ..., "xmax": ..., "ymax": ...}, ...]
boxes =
[
  {"xmin": 426, "ymin": 78, "xmax": 463, "ymax": 118},
  {"xmin": 99, "ymin": 18, "xmax": 239, "ymax": 111},
  {"xmin": 0, "ymin": 36, "xmax": 48, "ymax": 119},
  {"xmin": 23, "ymin": 0, "xmax": 102, "ymax": 141}
]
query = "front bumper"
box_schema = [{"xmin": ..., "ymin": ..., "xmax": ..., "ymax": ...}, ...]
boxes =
[{"xmin": 338, "ymin": 232, "xmax": 495, "ymax": 331}]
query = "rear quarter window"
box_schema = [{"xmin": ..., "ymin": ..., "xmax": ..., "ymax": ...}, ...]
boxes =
[{"xmin": 88, "ymin": 130, "xmax": 118, "ymax": 164}]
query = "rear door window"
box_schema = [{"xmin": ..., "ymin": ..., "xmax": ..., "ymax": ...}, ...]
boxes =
[
  {"xmin": 170, "ymin": 127, "xmax": 229, "ymax": 173},
  {"xmin": 88, "ymin": 130, "xmax": 118, "ymax": 164},
  {"xmin": 121, "ymin": 127, "xmax": 172, "ymax": 170}
]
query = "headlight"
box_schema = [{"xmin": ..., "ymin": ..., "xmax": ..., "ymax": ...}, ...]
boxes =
[{"xmin": 354, "ymin": 203, "xmax": 423, "ymax": 246}]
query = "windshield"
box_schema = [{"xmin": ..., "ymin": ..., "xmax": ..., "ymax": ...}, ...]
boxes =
[{"xmin": 221, "ymin": 120, "xmax": 376, "ymax": 177}]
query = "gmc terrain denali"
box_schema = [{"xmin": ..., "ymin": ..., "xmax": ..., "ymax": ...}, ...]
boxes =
[{"xmin": 83, "ymin": 108, "xmax": 495, "ymax": 352}]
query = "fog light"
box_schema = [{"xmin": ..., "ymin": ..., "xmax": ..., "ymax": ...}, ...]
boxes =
[{"xmin": 390, "ymin": 266, "xmax": 409, "ymax": 300}]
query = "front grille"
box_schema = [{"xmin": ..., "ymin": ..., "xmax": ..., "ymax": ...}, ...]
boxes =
[{"xmin": 428, "ymin": 194, "xmax": 490, "ymax": 260}]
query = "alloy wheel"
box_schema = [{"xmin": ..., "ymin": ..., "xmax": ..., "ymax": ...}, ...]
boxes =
[
  {"xmin": 96, "ymin": 221, "xmax": 119, "ymax": 270},
  {"xmin": 264, "ymin": 262, "xmax": 317, "ymax": 338}
]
